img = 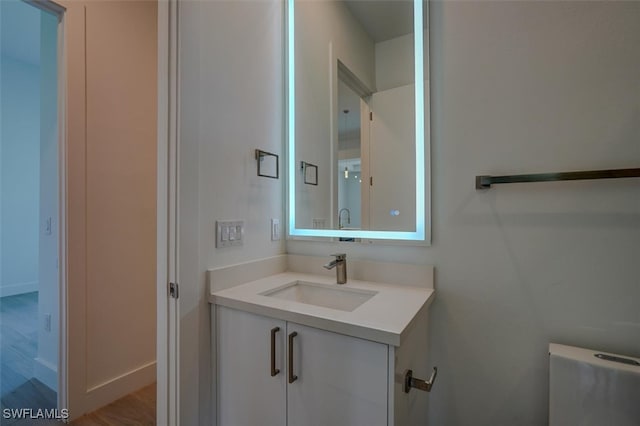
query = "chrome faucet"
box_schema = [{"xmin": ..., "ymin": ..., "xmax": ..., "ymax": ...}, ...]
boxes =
[
  {"xmin": 323, "ymin": 253, "xmax": 347, "ymax": 284},
  {"xmin": 338, "ymin": 208, "xmax": 351, "ymax": 229}
]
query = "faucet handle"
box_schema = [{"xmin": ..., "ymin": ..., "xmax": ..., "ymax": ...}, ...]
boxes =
[{"xmin": 330, "ymin": 253, "xmax": 346, "ymax": 261}]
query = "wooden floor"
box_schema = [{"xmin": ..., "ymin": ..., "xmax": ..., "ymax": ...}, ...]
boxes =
[
  {"xmin": 0, "ymin": 383, "xmax": 156, "ymax": 425},
  {"xmin": 0, "ymin": 292, "xmax": 57, "ymax": 424},
  {"xmin": 1, "ymin": 293, "xmax": 155, "ymax": 425},
  {"xmin": 70, "ymin": 383, "xmax": 156, "ymax": 425},
  {"xmin": 0, "ymin": 293, "xmax": 52, "ymax": 398},
  {"xmin": 1, "ymin": 378, "xmax": 58, "ymax": 425}
]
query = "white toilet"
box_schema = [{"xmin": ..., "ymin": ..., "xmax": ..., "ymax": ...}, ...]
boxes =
[{"xmin": 549, "ymin": 343, "xmax": 640, "ymax": 426}]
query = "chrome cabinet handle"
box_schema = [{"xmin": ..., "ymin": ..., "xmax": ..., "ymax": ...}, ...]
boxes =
[
  {"xmin": 288, "ymin": 332, "xmax": 298, "ymax": 383},
  {"xmin": 404, "ymin": 367, "xmax": 437, "ymax": 393},
  {"xmin": 270, "ymin": 327, "xmax": 280, "ymax": 377}
]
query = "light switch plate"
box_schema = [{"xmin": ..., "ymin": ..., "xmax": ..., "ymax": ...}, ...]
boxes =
[
  {"xmin": 271, "ymin": 218, "xmax": 280, "ymax": 241},
  {"xmin": 216, "ymin": 220, "xmax": 244, "ymax": 248}
]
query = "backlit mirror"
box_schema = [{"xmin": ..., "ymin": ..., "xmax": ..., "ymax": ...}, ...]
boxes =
[{"xmin": 287, "ymin": 0, "xmax": 430, "ymax": 242}]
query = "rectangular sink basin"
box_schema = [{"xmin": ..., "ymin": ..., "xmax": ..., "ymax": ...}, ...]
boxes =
[{"xmin": 261, "ymin": 281, "xmax": 377, "ymax": 312}]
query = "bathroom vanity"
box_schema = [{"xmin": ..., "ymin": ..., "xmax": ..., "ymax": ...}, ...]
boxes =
[{"xmin": 209, "ymin": 261, "xmax": 435, "ymax": 426}]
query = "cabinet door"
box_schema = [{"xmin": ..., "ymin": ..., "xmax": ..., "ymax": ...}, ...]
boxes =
[
  {"xmin": 216, "ymin": 306, "xmax": 286, "ymax": 426},
  {"xmin": 287, "ymin": 322, "xmax": 388, "ymax": 426}
]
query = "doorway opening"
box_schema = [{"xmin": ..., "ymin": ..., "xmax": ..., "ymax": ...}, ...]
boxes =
[
  {"xmin": 337, "ymin": 81, "xmax": 364, "ymax": 231},
  {"xmin": 0, "ymin": 0, "xmax": 61, "ymax": 414}
]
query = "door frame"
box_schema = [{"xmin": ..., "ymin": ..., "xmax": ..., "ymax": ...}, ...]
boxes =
[
  {"xmin": 21, "ymin": 0, "xmax": 68, "ymax": 414},
  {"xmin": 157, "ymin": 0, "xmax": 179, "ymax": 424}
]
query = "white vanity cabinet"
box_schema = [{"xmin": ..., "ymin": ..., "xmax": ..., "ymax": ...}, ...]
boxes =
[
  {"xmin": 210, "ymin": 268, "xmax": 435, "ymax": 426},
  {"xmin": 215, "ymin": 306, "xmax": 387, "ymax": 426},
  {"xmin": 215, "ymin": 303, "xmax": 430, "ymax": 426}
]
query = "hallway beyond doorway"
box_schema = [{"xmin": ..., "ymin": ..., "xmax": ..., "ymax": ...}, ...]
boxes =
[{"xmin": 0, "ymin": 292, "xmax": 57, "ymax": 416}]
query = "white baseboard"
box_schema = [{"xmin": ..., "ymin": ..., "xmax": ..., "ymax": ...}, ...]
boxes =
[
  {"xmin": 0, "ymin": 281, "xmax": 38, "ymax": 297},
  {"xmin": 34, "ymin": 357, "xmax": 58, "ymax": 392},
  {"xmin": 71, "ymin": 361, "xmax": 156, "ymax": 420}
]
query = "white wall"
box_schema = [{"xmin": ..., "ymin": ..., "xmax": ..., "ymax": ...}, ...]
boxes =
[
  {"xmin": 35, "ymin": 9, "xmax": 59, "ymax": 391},
  {"xmin": 289, "ymin": 1, "xmax": 640, "ymax": 425},
  {"xmin": 369, "ymin": 84, "xmax": 416, "ymax": 232},
  {"xmin": 178, "ymin": 0, "xmax": 285, "ymax": 423},
  {"xmin": 375, "ymin": 30, "xmax": 429, "ymax": 92},
  {"xmin": 1, "ymin": 0, "xmax": 42, "ymax": 297},
  {"xmin": 375, "ymin": 33, "xmax": 413, "ymax": 92},
  {"xmin": 295, "ymin": 0, "xmax": 374, "ymax": 229},
  {"xmin": 0, "ymin": 56, "xmax": 40, "ymax": 297},
  {"xmin": 1, "ymin": 0, "xmax": 59, "ymax": 389}
]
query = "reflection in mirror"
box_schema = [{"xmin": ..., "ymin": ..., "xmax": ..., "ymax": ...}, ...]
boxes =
[
  {"xmin": 302, "ymin": 161, "xmax": 318, "ymax": 185},
  {"xmin": 288, "ymin": 0, "xmax": 429, "ymax": 241},
  {"xmin": 337, "ymin": 82, "xmax": 362, "ymax": 230}
]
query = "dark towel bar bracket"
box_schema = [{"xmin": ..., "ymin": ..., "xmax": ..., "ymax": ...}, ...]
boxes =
[{"xmin": 476, "ymin": 168, "xmax": 640, "ymax": 189}]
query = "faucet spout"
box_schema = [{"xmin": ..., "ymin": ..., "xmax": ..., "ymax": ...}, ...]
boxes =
[
  {"xmin": 324, "ymin": 253, "xmax": 347, "ymax": 284},
  {"xmin": 323, "ymin": 260, "xmax": 338, "ymax": 270}
]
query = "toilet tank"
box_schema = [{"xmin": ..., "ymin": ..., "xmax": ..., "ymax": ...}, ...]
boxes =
[{"xmin": 549, "ymin": 343, "xmax": 640, "ymax": 426}]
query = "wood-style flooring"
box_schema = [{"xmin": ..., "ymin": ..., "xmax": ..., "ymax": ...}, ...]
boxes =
[
  {"xmin": 71, "ymin": 383, "xmax": 156, "ymax": 425},
  {"xmin": 1, "ymin": 292, "xmax": 58, "ymax": 425},
  {"xmin": 1, "ymin": 293, "xmax": 155, "ymax": 425},
  {"xmin": 1, "ymin": 378, "xmax": 57, "ymax": 425},
  {"xmin": 0, "ymin": 292, "xmax": 43, "ymax": 399},
  {"xmin": 0, "ymin": 383, "xmax": 155, "ymax": 425}
]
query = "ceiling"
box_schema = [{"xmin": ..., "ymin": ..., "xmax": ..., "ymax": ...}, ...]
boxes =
[{"xmin": 1, "ymin": 0, "xmax": 41, "ymax": 66}]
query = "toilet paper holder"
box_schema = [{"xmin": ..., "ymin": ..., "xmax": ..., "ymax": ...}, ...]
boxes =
[{"xmin": 404, "ymin": 367, "xmax": 438, "ymax": 393}]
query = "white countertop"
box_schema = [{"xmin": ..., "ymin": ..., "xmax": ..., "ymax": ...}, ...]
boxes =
[{"xmin": 210, "ymin": 272, "xmax": 435, "ymax": 346}]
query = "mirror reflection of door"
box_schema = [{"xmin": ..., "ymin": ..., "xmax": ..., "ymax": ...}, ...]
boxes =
[
  {"xmin": 337, "ymin": 78, "xmax": 363, "ymax": 230},
  {"xmin": 335, "ymin": 61, "xmax": 373, "ymax": 235}
]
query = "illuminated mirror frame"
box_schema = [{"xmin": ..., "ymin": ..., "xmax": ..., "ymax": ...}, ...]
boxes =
[{"xmin": 287, "ymin": 0, "xmax": 428, "ymax": 241}]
